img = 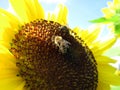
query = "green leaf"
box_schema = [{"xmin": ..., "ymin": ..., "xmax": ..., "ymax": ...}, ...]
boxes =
[
  {"xmin": 89, "ymin": 17, "xmax": 107, "ymax": 23},
  {"xmin": 90, "ymin": 15, "xmax": 119, "ymax": 23},
  {"xmin": 109, "ymin": 15, "xmax": 120, "ymax": 22},
  {"xmin": 114, "ymin": 22, "xmax": 120, "ymax": 34}
]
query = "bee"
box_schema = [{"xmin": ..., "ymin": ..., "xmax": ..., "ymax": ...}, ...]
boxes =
[
  {"xmin": 59, "ymin": 25, "xmax": 69, "ymax": 34},
  {"xmin": 52, "ymin": 35, "xmax": 71, "ymax": 54}
]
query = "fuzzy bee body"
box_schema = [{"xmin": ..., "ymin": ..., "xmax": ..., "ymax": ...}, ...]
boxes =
[
  {"xmin": 51, "ymin": 25, "xmax": 71, "ymax": 53},
  {"xmin": 52, "ymin": 35, "xmax": 71, "ymax": 53}
]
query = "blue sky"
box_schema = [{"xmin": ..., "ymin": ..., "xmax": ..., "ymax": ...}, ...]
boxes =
[
  {"xmin": 0, "ymin": 0, "xmax": 112, "ymax": 28},
  {"xmin": 39, "ymin": 0, "xmax": 113, "ymax": 28}
]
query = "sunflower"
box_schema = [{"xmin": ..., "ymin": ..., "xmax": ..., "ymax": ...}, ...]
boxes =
[
  {"xmin": 0, "ymin": 0, "xmax": 120, "ymax": 90},
  {"xmin": 101, "ymin": 0, "xmax": 120, "ymax": 37},
  {"xmin": 90, "ymin": 0, "xmax": 120, "ymax": 38},
  {"xmin": 102, "ymin": 0, "xmax": 120, "ymax": 19}
]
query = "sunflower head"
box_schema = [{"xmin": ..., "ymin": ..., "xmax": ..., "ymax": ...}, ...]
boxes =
[{"xmin": 9, "ymin": 19, "xmax": 98, "ymax": 89}]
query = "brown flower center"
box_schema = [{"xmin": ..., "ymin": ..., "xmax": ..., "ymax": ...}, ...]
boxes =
[{"xmin": 10, "ymin": 19, "xmax": 98, "ymax": 90}]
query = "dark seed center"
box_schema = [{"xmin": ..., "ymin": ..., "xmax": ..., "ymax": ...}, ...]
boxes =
[{"xmin": 10, "ymin": 19, "xmax": 98, "ymax": 90}]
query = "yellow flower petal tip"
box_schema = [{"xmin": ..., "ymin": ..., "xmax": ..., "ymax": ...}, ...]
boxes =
[
  {"xmin": 46, "ymin": 4, "xmax": 68, "ymax": 25},
  {"xmin": 115, "ymin": 70, "xmax": 120, "ymax": 76}
]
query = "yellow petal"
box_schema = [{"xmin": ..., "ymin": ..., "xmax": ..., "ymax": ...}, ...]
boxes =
[
  {"xmin": 115, "ymin": 70, "xmax": 120, "ymax": 76},
  {"xmin": 33, "ymin": 0, "xmax": 45, "ymax": 19},
  {"xmin": 15, "ymin": 81, "xmax": 25, "ymax": 90},
  {"xmin": 72, "ymin": 25, "xmax": 101, "ymax": 47},
  {"xmin": 0, "ymin": 9, "xmax": 20, "ymax": 46},
  {"xmin": 92, "ymin": 37, "xmax": 116, "ymax": 56},
  {"xmin": 98, "ymin": 64, "xmax": 120, "ymax": 85},
  {"xmin": 72, "ymin": 27, "xmax": 91, "ymax": 42},
  {"xmin": 0, "ymin": 45, "xmax": 15, "ymax": 62},
  {"xmin": 102, "ymin": 8, "xmax": 115, "ymax": 19},
  {"xmin": 0, "ymin": 45, "xmax": 17, "ymax": 76},
  {"xmin": 10, "ymin": 0, "xmax": 44, "ymax": 23},
  {"xmin": 47, "ymin": 4, "xmax": 68, "ymax": 25},
  {"xmin": 0, "ymin": 45, "xmax": 23, "ymax": 90},
  {"xmin": 113, "ymin": 0, "xmax": 120, "ymax": 7},
  {"xmin": 96, "ymin": 55, "xmax": 116, "ymax": 64},
  {"xmin": 24, "ymin": 0, "xmax": 44, "ymax": 20},
  {"xmin": 83, "ymin": 25, "xmax": 101, "ymax": 46},
  {"xmin": 47, "ymin": 12, "xmax": 56, "ymax": 22},
  {"xmin": 9, "ymin": 0, "xmax": 29, "ymax": 22},
  {"xmin": 56, "ymin": 4, "xmax": 68, "ymax": 25},
  {"xmin": 0, "ymin": 8, "xmax": 21, "ymax": 29},
  {"xmin": 0, "ymin": 27, "xmax": 15, "ymax": 47},
  {"xmin": 0, "ymin": 77, "xmax": 23, "ymax": 90},
  {"xmin": 97, "ymin": 81, "xmax": 110, "ymax": 90}
]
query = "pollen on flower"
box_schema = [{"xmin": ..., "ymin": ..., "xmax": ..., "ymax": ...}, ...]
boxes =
[{"xmin": 10, "ymin": 19, "xmax": 98, "ymax": 90}]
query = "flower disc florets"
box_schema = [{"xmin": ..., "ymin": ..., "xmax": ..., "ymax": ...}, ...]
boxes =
[{"xmin": 10, "ymin": 19, "xmax": 98, "ymax": 90}]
